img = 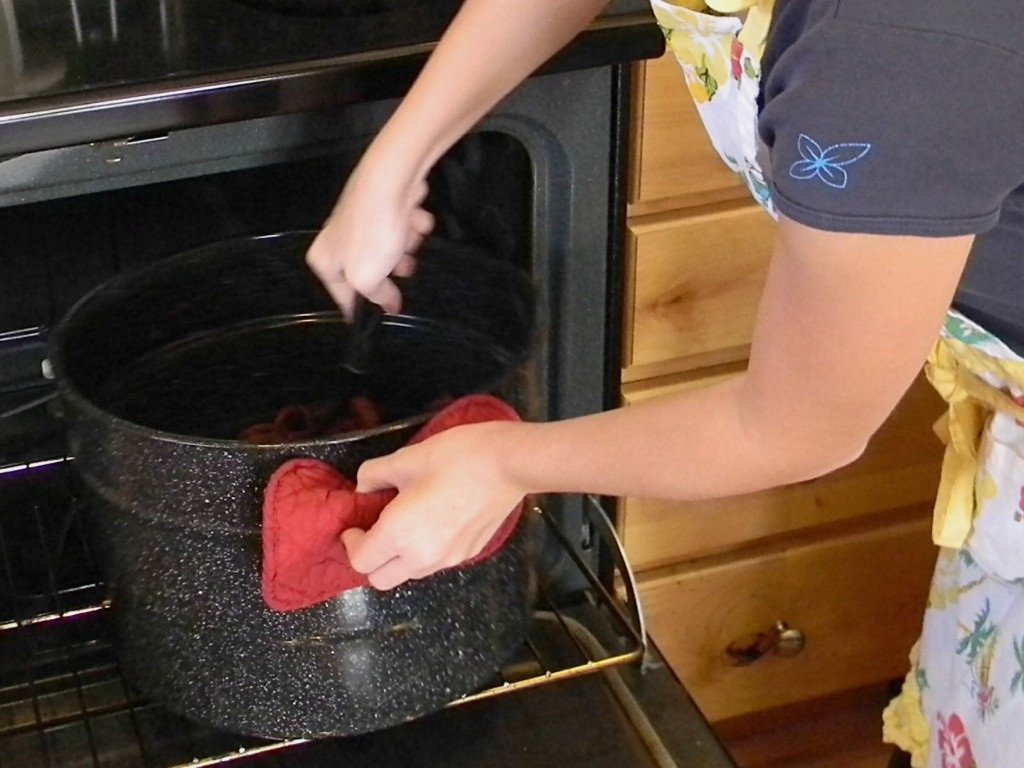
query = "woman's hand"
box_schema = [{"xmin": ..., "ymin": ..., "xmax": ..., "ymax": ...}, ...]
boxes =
[
  {"xmin": 306, "ymin": 151, "xmax": 435, "ymax": 318},
  {"xmin": 341, "ymin": 420, "xmax": 527, "ymax": 591},
  {"xmin": 305, "ymin": 0, "xmax": 608, "ymax": 316}
]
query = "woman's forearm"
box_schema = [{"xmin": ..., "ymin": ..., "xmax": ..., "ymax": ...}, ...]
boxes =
[
  {"xmin": 368, "ymin": 0, "xmax": 611, "ymax": 178},
  {"xmin": 496, "ymin": 219, "xmax": 973, "ymax": 505},
  {"xmin": 497, "ymin": 372, "xmax": 863, "ymax": 503}
]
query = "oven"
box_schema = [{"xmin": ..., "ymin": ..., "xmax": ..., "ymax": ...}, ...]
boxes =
[{"xmin": 0, "ymin": 2, "xmax": 738, "ymax": 766}]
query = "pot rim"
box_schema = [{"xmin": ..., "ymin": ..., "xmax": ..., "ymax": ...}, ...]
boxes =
[
  {"xmin": 47, "ymin": 229, "xmax": 532, "ymax": 450},
  {"xmin": 53, "ymin": 376, "xmax": 432, "ymax": 450}
]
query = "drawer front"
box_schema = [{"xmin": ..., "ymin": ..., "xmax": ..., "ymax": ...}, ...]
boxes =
[
  {"xmin": 624, "ymin": 203, "xmax": 775, "ymax": 373},
  {"xmin": 640, "ymin": 513, "xmax": 936, "ymax": 722},
  {"xmin": 629, "ymin": 54, "xmax": 746, "ymax": 206},
  {"xmin": 620, "ymin": 373, "xmax": 944, "ymax": 571}
]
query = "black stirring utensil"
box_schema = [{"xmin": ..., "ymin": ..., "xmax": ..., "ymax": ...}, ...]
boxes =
[{"xmin": 343, "ymin": 294, "xmax": 384, "ymax": 375}]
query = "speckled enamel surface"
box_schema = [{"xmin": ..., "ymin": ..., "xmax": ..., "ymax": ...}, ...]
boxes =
[
  {"xmin": 50, "ymin": 232, "xmax": 538, "ymax": 739},
  {"xmin": 88, "ymin": 473, "xmax": 535, "ymax": 739}
]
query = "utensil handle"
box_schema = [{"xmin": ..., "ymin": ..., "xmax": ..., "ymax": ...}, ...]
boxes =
[{"xmin": 344, "ymin": 295, "xmax": 384, "ymax": 375}]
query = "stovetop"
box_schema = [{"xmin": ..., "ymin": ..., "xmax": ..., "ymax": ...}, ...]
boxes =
[
  {"xmin": 1, "ymin": 0, "xmax": 468, "ymax": 104},
  {"xmin": 0, "ymin": 0, "xmax": 661, "ymax": 156}
]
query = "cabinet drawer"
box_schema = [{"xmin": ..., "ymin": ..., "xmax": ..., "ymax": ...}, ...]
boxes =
[
  {"xmin": 640, "ymin": 512, "xmax": 936, "ymax": 722},
  {"xmin": 620, "ymin": 373, "xmax": 944, "ymax": 571},
  {"xmin": 623, "ymin": 203, "xmax": 775, "ymax": 374},
  {"xmin": 629, "ymin": 53, "xmax": 746, "ymax": 207}
]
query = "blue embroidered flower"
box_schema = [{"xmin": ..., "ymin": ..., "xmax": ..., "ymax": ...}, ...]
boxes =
[{"xmin": 788, "ymin": 134, "xmax": 872, "ymax": 189}]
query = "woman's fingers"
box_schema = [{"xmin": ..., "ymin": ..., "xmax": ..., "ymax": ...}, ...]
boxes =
[
  {"xmin": 403, "ymin": 230, "xmax": 425, "ymax": 259},
  {"xmin": 363, "ymin": 556, "xmax": 415, "ymax": 592},
  {"xmin": 311, "ymin": 237, "xmax": 416, "ymax": 317},
  {"xmin": 355, "ymin": 452, "xmax": 404, "ymax": 494},
  {"xmin": 341, "ymin": 489, "xmax": 509, "ymax": 591},
  {"xmin": 305, "ymin": 172, "xmax": 432, "ymax": 316},
  {"xmin": 393, "ymin": 253, "xmax": 417, "ymax": 279},
  {"xmin": 358, "ymin": 277, "xmax": 403, "ymax": 316},
  {"xmin": 341, "ymin": 526, "xmax": 397, "ymax": 576},
  {"xmin": 343, "ymin": 525, "xmax": 444, "ymax": 592},
  {"xmin": 306, "ymin": 265, "xmax": 399, "ymax": 318},
  {"xmin": 344, "ymin": 515, "xmax": 452, "ymax": 590},
  {"xmin": 410, "ymin": 207, "xmax": 435, "ymax": 236},
  {"xmin": 349, "ymin": 514, "xmax": 504, "ymax": 591},
  {"xmin": 321, "ymin": 275, "xmax": 358, "ymax": 320},
  {"xmin": 342, "ymin": 424, "xmax": 525, "ymax": 591}
]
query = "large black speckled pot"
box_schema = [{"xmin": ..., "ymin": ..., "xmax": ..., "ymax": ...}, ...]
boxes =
[{"xmin": 49, "ymin": 232, "xmax": 537, "ymax": 739}]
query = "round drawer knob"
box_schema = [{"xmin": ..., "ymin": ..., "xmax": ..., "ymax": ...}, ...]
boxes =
[{"xmin": 725, "ymin": 620, "xmax": 806, "ymax": 666}]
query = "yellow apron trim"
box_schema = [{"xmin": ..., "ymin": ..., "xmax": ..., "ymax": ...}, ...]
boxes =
[
  {"xmin": 661, "ymin": 0, "xmax": 776, "ymax": 57},
  {"xmin": 925, "ymin": 336, "xmax": 1024, "ymax": 548},
  {"xmin": 705, "ymin": 0, "xmax": 775, "ymax": 55},
  {"xmin": 882, "ymin": 642, "xmax": 929, "ymax": 768},
  {"xmin": 662, "ymin": 0, "xmax": 711, "ymax": 10}
]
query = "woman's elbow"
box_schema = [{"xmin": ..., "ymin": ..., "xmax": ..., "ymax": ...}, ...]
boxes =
[{"xmin": 767, "ymin": 426, "xmax": 873, "ymax": 486}]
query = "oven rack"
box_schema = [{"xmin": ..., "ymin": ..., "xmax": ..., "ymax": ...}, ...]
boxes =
[{"xmin": 0, "ymin": 456, "xmax": 646, "ymax": 768}]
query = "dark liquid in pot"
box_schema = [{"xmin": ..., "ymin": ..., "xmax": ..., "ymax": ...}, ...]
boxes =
[{"xmin": 94, "ymin": 315, "xmax": 509, "ymax": 441}]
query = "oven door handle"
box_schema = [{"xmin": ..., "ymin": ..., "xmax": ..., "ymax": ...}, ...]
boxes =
[{"xmin": 583, "ymin": 494, "xmax": 647, "ymax": 646}]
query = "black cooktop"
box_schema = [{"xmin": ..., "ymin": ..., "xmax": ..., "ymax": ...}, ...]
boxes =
[
  {"xmin": 1, "ymin": 0, "xmax": 467, "ymax": 105},
  {"xmin": 0, "ymin": 0, "xmax": 660, "ymax": 156},
  {"xmin": 0, "ymin": 0, "xmax": 656, "ymax": 106}
]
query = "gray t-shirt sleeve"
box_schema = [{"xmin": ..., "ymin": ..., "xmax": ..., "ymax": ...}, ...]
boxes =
[{"xmin": 757, "ymin": 16, "xmax": 1024, "ymax": 237}]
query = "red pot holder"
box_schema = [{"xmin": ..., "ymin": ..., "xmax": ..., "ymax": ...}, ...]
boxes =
[{"xmin": 261, "ymin": 394, "xmax": 524, "ymax": 612}]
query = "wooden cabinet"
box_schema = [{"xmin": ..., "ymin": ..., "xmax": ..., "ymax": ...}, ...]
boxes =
[
  {"xmin": 640, "ymin": 512, "xmax": 937, "ymax": 722},
  {"xmin": 629, "ymin": 52, "xmax": 746, "ymax": 213},
  {"xmin": 621, "ymin": 51, "xmax": 944, "ymax": 723},
  {"xmin": 621, "ymin": 373, "xmax": 943, "ymax": 572},
  {"xmin": 624, "ymin": 203, "xmax": 774, "ymax": 377}
]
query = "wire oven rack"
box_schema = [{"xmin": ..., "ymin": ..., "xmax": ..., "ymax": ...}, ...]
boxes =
[{"xmin": 0, "ymin": 451, "xmax": 646, "ymax": 768}]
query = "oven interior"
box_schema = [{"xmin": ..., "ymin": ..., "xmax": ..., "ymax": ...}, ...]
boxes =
[{"xmin": 0, "ymin": 117, "xmax": 650, "ymax": 766}]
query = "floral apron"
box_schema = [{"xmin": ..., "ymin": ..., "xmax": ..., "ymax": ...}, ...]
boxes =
[
  {"xmin": 883, "ymin": 312, "xmax": 1024, "ymax": 768},
  {"xmin": 649, "ymin": 0, "xmax": 777, "ymax": 216},
  {"xmin": 650, "ymin": 2, "xmax": 1024, "ymax": 766}
]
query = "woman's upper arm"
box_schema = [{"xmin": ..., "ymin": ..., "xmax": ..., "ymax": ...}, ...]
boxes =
[
  {"xmin": 744, "ymin": 11, "xmax": 1024, "ymax": 470},
  {"xmin": 737, "ymin": 214, "xmax": 973, "ymax": 468}
]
